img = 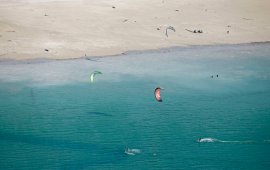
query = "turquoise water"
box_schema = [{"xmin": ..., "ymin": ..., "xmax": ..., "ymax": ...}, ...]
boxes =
[{"xmin": 0, "ymin": 43, "xmax": 270, "ymax": 169}]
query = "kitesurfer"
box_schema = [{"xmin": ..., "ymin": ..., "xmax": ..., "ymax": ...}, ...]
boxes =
[{"xmin": 197, "ymin": 138, "xmax": 202, "ymax": 142}]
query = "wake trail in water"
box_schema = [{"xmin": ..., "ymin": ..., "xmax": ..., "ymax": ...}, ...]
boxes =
[{"xmin": 197, "ymin": 138, "xmax": 270, "ymax": 144}]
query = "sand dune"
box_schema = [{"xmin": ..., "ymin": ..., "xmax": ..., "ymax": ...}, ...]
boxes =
[{"xmin": 0, "ymin": 0, "xmax": 270, "ymax": 60}]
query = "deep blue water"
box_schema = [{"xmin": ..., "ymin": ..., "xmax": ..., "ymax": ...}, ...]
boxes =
[{"xmin": 0, "ymin": 43, "xmax": 270, "ymax": 169}]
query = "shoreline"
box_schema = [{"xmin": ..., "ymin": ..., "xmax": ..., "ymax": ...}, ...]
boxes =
[
  {"xmin": 1, "ymin": 41, "xmax": 269, "ymax": 64},
  {"xmin": 1, "ymin": 0, "xmax": 270, "ymax": 60}
]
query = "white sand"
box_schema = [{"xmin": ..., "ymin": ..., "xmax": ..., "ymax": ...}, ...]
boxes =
[{"xmin": 0, "ymin": 0, "xmax": 270, "ymax": 60}]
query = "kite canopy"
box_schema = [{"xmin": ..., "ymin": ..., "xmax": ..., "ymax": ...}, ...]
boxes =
[
  {"xmin": 90, "ymin": 71, "xmax": 102, "ymax": 83},
  {"xmin": 165, "ymin": 26, "xmax": 176, "ymax": 37},
  {"xmin": 154, "ymin": 87, "xmax": 163, "ymax": 102}
]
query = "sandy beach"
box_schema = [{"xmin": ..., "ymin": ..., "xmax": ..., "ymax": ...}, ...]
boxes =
[{"xmin": 0, "ymin": 0, "xmax": 270, "ymax": 60}]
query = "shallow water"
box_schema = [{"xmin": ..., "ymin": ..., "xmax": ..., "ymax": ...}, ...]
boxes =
[{"xmin": 0, "ymin": 43, "xmax": 270, "ymax": 169}]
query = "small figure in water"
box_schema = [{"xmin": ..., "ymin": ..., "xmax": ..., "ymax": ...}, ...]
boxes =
[
  {"xmin": 197, "ymin": 138, "xmax": 215, "ymax": 142},
  {"xmin": 125, "ymin": 147, "xmax": 134, "ymax": 155},
  {"xmin": 216, "ymin": 74, "xmax": 219, "ymax": 77},
  {"xmin": 125, "ymin": 147, "xmax": 141, "ymax": 155},
  {"xmin": 210, "ymin": 75, "xmax": 214, "ymax": 78}
]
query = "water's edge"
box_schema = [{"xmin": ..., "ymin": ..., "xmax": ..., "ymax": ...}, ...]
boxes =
[{"xmin": 1, "ymin": 41, "xmax": 270, "ymax": 65}]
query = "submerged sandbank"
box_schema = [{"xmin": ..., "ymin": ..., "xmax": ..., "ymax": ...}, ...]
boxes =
[
  {"xmin": 0, "ymin": 0, "xmax": 270, "ymax": 60},
  {"xmin": 1, "ymin": 42, "xmax": 269, "ymax": 88}
]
